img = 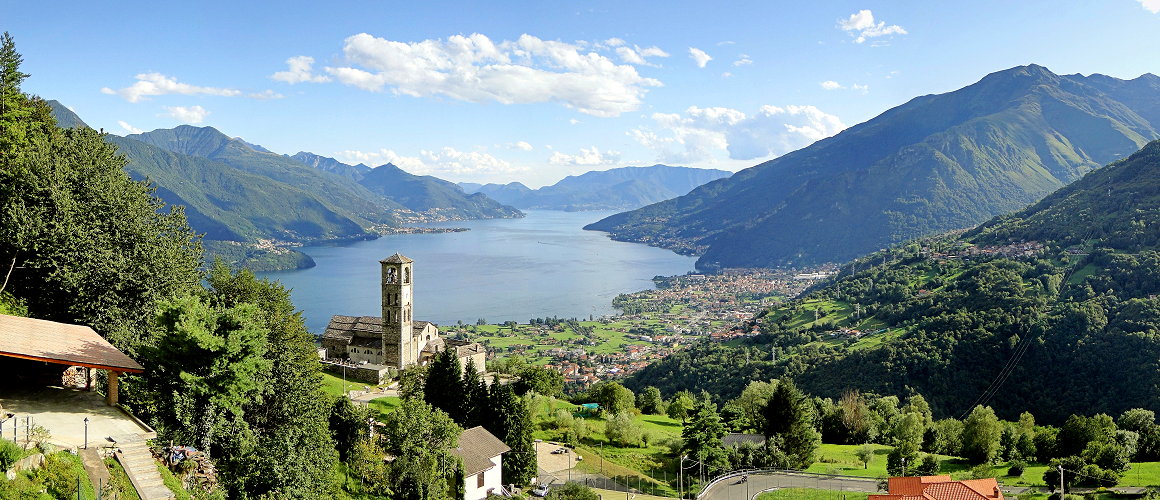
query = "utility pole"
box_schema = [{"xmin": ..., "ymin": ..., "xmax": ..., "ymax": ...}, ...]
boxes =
[{"xmin": 1059, "ymin": 465, "xmax": 1064, "ymax": 497}]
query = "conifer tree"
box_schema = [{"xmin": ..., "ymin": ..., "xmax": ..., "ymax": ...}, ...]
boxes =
[
  {"xmin": 682, "ymin": 398, "xmax": 728, "ymax": 470},
  {"xmin": 486, "ymin": 382, "xmax": 537, "ymax": 485},
  {"xmin": 762, "ymin": 378, "xmax": 821, "ymax": 469},
  {"xmin": 461, "ymin": 358, "xmax": 488, "ymax": 428},
  {"xmin": 425, "ymin": 348, "xmax": 464, "ymax": 422}
]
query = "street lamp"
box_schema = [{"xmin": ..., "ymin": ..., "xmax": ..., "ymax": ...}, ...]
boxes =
[{"xmin": 83, "ymin": 417, "xmax": 89, "ymax": 450}]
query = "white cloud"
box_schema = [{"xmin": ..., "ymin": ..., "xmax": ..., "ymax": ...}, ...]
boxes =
[
  {"xmin": 322, "ymin": 33, "xmax": 663, "ymax": 117},
  {"xmin": 721, "ymin": 72, "xmax": 733, "ymax": 79},
  {"xmin": 249, "ymin": 89, "xmax": 285, "ymax": 99},
  {"xmin": 335, "ymin": 147, "xmax": 525, "ymax": 177},
  {"xmin": 117, "ymin": 120, "xmax": 143, "ymax": 134},
  {"xmin": 630, "ymin": 104, "xmax": 846, "ymax": 163},
  {"xmin": 271, "ymin": 56, "xmax": 331, "ymax": 84},
  {"xmin": 821, "ymin": 80, "xmax": 844, "ymax": 90},
  {"xmin": 688, "ymin": 47, "xmax": 712, "ymax": 68},
  {"xmin": 613, "ymin": 45, "xmax": 669, "ymax": 66},
  {"xmin": 820, "ymin": 80, "xmax": 870, "ymax": 93},
  {"xmin": 163, "ymin": 105, "xmax": 210, "ymax": 124},
  {"xmin": 733, "ymin": 54, "xmax": 753, "ymax": 66},
  {"xmin": 512, "ymin": 141, "xmax": 533, "ymax": 151},
  {"xmin": 616, "ymin": 46, "xmax": 647, "ymax": 65},
  {"xmin": 851, "ymin": 83, "xmax": 870, "ymax": 93},
  {"xmin": 838, "ymin": 10, "xmax": 908, "ymax": 44},
  {"xmin": 101, "ymin": 73, "xmax": 241, "ymax": 103},
  {"xmin": 548, "ymin": 146, "xmax": 621, "ymax": 166},
  {"xmin": 1139, "ymin": 0, "xmax": 1160, "ymax": 13},
  {"xmin": 569, "ymin": 118, "xmax": 580, "ymax": 125}
]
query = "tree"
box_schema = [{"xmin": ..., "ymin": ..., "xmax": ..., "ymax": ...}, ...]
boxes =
[
  {"xmin": 637, "ymin": 386, "xmax": 666, "ymax": 415},
  {"xmin": 961, "ymin": 405, "xmax": 1002, "ymax": 464},
  {"xmin": 514, "ymin": 366, "xmax": 564, "ymax": 397},
  {"xmin": 838, "ymin": 389, "xmax": 876, "ymax": 444},
  {"xmin": 589, "ymin": 381, "xmax": 635, "ymax": 415},
  {"xmin": 887, "ymin": 442, "xmax": 919, "ymax": 476},
  {"xmin": 380, "ymin": 399, "xmax": 462, "ymax": 500},
  {"xmin": 667, "ymin": 391, "xmax": 695, "ymax": 424},
  {"xmin": 399, "ymin": 364, "xmax": 428, "ymax": 400},
  {"xmin": 330, "ymin": 396, "xmax": 370, "ymax": 462},
  {"xmin": 425, "ymin": 348, "xmax": 464, "ymax": 422},
  {"xmin": 682, "ymin": 399, "xmax": 727, "ymax": 472},
  {"xmin": 486, "ymin": 383, "xmax": 537, "ymax": 485},
  {"xmin": 928, "ymin": 418, "xmax": 964, "ymax": 456},
  {"xmin": 855, "ymin": 444, "xmax": 875, "ymax": 469},
  {"xmin": 735, "ymin": 380, "xmax": 777, "ymax": 432},
  {"xmin": 0, "ymin": 40, "xmax": 201, "ymax": 355},
  {"xmin": 141, "ymin": 296, "xmax": 271, "ymax": 496},
  {"xmin": 203, "ymin": 263, "xmax": 337, "ymax": 497},
  {"xmin": 461, "ymin": 358, "xmax": 489, "ymax": 428},
  {"xmin": 606, "ymin": 411, "xmax": 645, "ymax": 447},
  {"xmin": 891, "ymin": 412, "xmax": 925, "ymax": 449},
  {"xmin": 349, "ymin": 438, "xmax": 391, "ymax": 497},
  {"xmin": 762, "ymin": 378, "xmax": 821, "ymax": 469}
]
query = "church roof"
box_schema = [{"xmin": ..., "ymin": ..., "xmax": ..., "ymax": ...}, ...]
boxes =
[
  {"xmin": 0, "ymin": 314, "xmax": 144, "ymax": 373},
  {"xmin": 323, "ymin": 315, "xmax": 383, "ymax": 340},
  {"xmin": 380, "ymin": 253, "xmax": 413, "ymax": 264},
  {"xmin": 452, "ymin": 426, "xmax": 510, "ymax": 476}
]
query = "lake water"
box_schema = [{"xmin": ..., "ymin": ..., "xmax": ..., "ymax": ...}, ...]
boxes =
[{"xmin": 259, "ymin": 210, "xmax": 697, "ymax": 334}]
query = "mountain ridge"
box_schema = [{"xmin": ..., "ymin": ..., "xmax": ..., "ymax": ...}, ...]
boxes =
[{"xmin": 586, "ymin": 65, "xmax": 1160, "ymax": 270}]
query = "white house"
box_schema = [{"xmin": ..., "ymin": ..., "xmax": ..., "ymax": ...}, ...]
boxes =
[{"xmin": 453, "ymin": 426, "xmax": 511, "ymax": 500}]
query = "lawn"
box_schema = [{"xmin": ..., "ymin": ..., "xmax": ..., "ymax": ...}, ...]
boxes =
[
  {"xmin": 366, "ymin": 396, "xmax": 403, "ymax": 421},
  {"xmin": 758, "ymin": 487, "xmax": 870, "ymax": 500},
  {"xmin": 806, "ymin": 443, "xmax": 892, "ymax": 477}
]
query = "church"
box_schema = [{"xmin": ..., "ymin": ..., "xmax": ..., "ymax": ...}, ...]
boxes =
[{"xmin": 321, "ymin": 253, "xmax": 486, "ymax": 378}]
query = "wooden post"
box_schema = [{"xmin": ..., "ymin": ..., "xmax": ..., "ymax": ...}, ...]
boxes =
[
  {"xmin": 85, "ymin": 367, "xmax": 92, "ymax": 391},
  {"xmin": 106, "ymin": 370, "xmax": 119, "ymax": 406}
]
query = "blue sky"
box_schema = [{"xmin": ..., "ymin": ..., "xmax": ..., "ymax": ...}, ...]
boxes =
[{"xmin": 5, "ymin": 0, "xmax": 1160, "ymax": 187}]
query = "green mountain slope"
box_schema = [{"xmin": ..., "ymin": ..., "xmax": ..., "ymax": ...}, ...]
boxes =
[
  {"xmin": 466, "ymin": 165, "xmax": 731, "ymax": 211},
  {"xmin": 127, "ymin": 126, "xmax": 404, "ymax": 225},
  {"xmin": 587, "ymin": 65, "xmax": 1160, "ymax": 270},
  {"xmin": 627, "ymin": 140, "xmax": 1160, "ymax": 423}
]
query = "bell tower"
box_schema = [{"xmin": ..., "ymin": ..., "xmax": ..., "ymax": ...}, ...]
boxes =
[{"xmin": 380, "ymin": 253, "xmax": 415, "ymax": 368}]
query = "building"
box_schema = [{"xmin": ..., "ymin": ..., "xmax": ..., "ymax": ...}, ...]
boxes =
[
  {"xmin": 453, "ymin": 426, "xmax": 511, "ymax": 500},
  {"xmin": 321, "ymin": 254, "xmax": 486, "ymax": 378},
  {"xmin": 870, "ymin": 476, "xmax": 1004, "ymax": 500}
]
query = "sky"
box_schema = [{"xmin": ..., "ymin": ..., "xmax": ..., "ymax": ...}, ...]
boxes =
[{"xmin": 5, "ymin": 0, "xmax": 1160, "ymax": 187}]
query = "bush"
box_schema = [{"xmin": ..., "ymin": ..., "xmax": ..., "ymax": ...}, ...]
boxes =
[
  {"xmin": 546, "ymin": 482, "xmax": 600, "ymax": 500},
  {"xmin": 1008, "ymin": 459, "xmax": 1027, "ymax": 477},
  {"xmin": 0, "ymin": 439, "xmax": 22, "ymax": 469},
  {"xmin": 967, "ymin": 463, "xmax": 994, "ymax": 479}
]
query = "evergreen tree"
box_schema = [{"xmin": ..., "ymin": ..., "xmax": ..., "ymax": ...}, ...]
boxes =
[
  {"xmin": 425, "ymin": 348, "xmax": 464, "ymax": 422},
  {"xmin": 142, "ymin": 296, "xmax": 271, "ymax": 496},
  {"xmin": 762, "ymin": 378, "xmax": 821, "ymax": 469},
  {"xmin": 682, "ymin": 398, "xmax": 727, "ymax": 471},
  {"xmin": 203, "ymin": 263, "xmax": 338, "ymax": 497},
  {"xmin": 461, "ymin": 358, "xmax": 488, "ymax": 428},
  {"xmin": 486, "ymin": 383, "xmax": 537, "ymax": 485}
]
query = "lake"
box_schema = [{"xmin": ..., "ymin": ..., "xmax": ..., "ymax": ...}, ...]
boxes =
[{"xmin": 259, "ymin": 210, "xmax": 697, "ymax": 334}]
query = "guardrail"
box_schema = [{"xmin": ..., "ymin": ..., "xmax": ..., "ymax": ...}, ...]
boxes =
[{"xmin": 696, "ymin": 469, "xmax": 882, "ymax": 499}]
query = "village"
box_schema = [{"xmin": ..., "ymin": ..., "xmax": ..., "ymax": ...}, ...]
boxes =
[{"xmin": 440, "ymin": 266, "xmax": 836, "ymax": 390}]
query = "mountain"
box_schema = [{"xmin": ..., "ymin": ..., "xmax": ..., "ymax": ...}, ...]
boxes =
[
  {"xmin": 463, "ymin": 165, "xmax": 730, "ymax": 211},
  {"xmin": 288, "ymin": 153, "xmax": 523, "ymax": 220},
  {"xmin": 127, "ymin": 126, "xmax": 405, "ymax": 226},
  {"xmin": 587, "ymin": 65, "xmax": 1160, "ymax": 270},
  {"xmin": 626, "ymin": 140, "xmax": 1160, "ymax": 422},
  {"xmin": 290, "ymin": 151, "xmax": 371, "ymax": 181},
  {"xmin": 46, "ymin": 100, "xmax": 88, "ymax": 129}
]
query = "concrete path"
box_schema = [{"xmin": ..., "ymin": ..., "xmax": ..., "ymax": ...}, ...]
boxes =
[
  {"xmin": 79, "ymin": 448, "xmax": 112, "ymax": 495},
  {"xmin": 115, "ymin": 435, "xmax": 174, "ymax": 500},
  {"xmin": 0, "ymin": 387, "xmax": 152, "ymax": 449}
]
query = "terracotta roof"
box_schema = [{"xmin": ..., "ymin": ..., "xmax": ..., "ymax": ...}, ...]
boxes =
[
  {"xmin": 452, "ymin": 426, "xmax": 510, "ymax": 476},
  {"xmin": 380, "ymin": 253, "xmax": 414, "ymax": 264},
  {"xmin": 875, "ymin": 476, "xmax": 1002, "ymax": 500},
  {"xmin": 0, "ymin": 314, "xmax": 144, "ymax": 373}
]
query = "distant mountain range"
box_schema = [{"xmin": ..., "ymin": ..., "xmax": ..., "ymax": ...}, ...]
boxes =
[
  {"xmin": 460, "ymin": 165, "xmax": 731, "ymax": 211},
  {"xmin": 46, "ymin": 102, "xmax": 521, "ymax": 270},
  {"xmin": 587, "ymin": 65, "xmax": 1160, "ymax": 270}
]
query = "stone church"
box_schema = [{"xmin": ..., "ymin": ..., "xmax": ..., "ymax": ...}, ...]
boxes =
[{"xmin": 321, "ymin": 253, "xmax": 485, "ymax": 376}]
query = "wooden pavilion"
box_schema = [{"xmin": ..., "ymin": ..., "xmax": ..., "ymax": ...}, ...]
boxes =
[{"xmin": 0, "ymin": 314, "xmax": 144, "ymax": 406}]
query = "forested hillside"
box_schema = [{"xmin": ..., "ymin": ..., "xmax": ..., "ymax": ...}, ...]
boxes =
[
  {"xmin": 588, "ymin": 65, "xmax": 1160, "ymax": 270},
  {"xmin": 627, "ymin": 140, "xmax": 1160, "ymax": 424}
]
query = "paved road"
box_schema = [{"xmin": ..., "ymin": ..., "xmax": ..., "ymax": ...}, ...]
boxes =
[{"xmin": 699, "ymin": 472, "xmax": 880, "ymax": 500}]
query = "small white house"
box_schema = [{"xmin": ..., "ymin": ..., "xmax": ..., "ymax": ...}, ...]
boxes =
[{"xmin": 453, "ymin": 426, "xmax": 511, "ymax": 500}]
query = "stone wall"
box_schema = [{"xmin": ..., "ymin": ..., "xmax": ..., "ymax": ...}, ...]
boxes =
[{"xmin": 323, "ymin": 362, "xmax": 391, "ymax": 385}]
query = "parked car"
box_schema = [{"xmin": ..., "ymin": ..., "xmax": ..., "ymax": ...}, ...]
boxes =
[{"xmin": 531, "ymin": 484, "xmax": 550, "ymax": 497}]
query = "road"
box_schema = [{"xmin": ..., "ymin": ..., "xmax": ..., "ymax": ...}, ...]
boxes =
[{"xmin": 699, "ymin": 472, "xmax": 880, "ymax": 500}]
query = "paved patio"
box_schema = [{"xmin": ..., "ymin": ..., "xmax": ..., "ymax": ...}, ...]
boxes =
[{"xmin": 0, "ymin": 386, "xmax": 153, "ymax": 449}]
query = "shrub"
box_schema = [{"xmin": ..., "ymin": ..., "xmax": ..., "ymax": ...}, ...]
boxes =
[
  {"xmin": 1008, "ymin": 459, "xmax": 1027, "ymax": 477},
  {"xmin": 0, "ymin": 439, "xmax": 22, "ymax": 469}
]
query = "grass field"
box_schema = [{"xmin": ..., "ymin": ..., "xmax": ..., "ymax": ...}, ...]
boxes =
[
  {"xmin": 807, "ymin": 444, "xmax": 892, "ymax": 477},
  {"xmin": 757, "ymin": 487, "xmax": 870, "ymax": 500}
]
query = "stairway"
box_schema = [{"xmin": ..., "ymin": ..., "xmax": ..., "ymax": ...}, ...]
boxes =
[{"xmin": 114, "ymin": 436, "xmax": 175, "ymax": 500}]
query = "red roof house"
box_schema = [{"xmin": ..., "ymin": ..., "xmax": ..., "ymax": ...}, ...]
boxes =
[{"xmin": 870, "ymin": 476, "xmax": 1004, "ymax": 500}]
